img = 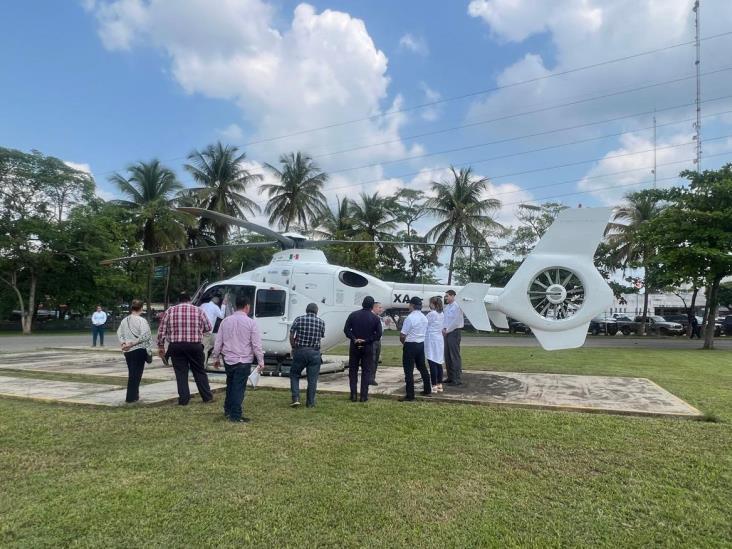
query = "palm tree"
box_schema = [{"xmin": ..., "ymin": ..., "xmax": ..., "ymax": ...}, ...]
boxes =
[
  {"xmin": 605, "ymin": 190, "xmax": 663, "ymax": 334},
  {"xmin": 313, "ymin": 196, "xmax": 354, "ymax": 239},
  {"xmin": 351, "ymin": 192, "xmax": 398, "ymax": 241},
  {"xmin": 263, "ymin": 152, "xmax": 328, "ymax": 231},
  {"xmin": 185, "ymin": 142, "xmax": 261, "ymax": 275},
  {"xmin": 110, "ymin": 159, "xmax": 187, "ymax": 315},
  {"xmin": 426, "ymin": 167, "xmax": 504, "ymax": 284}
]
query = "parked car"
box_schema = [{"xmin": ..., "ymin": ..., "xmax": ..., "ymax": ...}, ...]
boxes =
[
  {"xmin": 508, "ymin": 318, "xmax": 532, "ymax": 335},
  {"xmin": 721, "ymin": 316, "xmax": 732, "ymax": 336},
  {"xmin": 589, "ymin": 315, "xmax": 618, "ymax": 335},
  {"xmin": 614, "ymin": 315, "xmax": 683, "ymax": 336},
  {"xmin": 665, "ymin": 314, "xmax": 723, "ymax": 337}
]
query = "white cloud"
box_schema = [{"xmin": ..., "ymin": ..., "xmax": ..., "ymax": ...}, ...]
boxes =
[
  {"xmin": 466, "ymin": 0, "xmax": 732, "ymax": 141},
  {"xmin": 64, "ymin": 160, "xmax": 93, "ymax": 175},
  {"xmin": 577, "ymin": 131, "xmax": 695, "ymax": 204},
  {"xmin": 419, "ymin": 82, "xmax": 442, "ymax": 122},
  {"xmin": 86, "ymin": 1, "xmax": 420, "ymax": 174},
  {"xmin": 398, "ymin": 33, "xmax": 429, "ymax": 56},
  {"xmin": 217, "ymin": 123, "xmax": 244, "ymax": 142}
]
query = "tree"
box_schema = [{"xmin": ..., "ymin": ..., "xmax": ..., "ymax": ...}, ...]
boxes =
[
  {"xmin": 643, "ymin": 165, "xmax": 732, "ymax": 348},
  {"xmin": 185, "ymin": 142, "xmax": 262, "ymax": 275},
  {"xmin": 110, "ymin": 159, "xmax": 187, "ymax": 315},
  {"xmin": 604, "ymin": 190, "xmax": 664, "ymax": 335},
  {"xmin": 718, "ymin": 282, "xmax": 732, "ymax": 312},
  {"xmin": 0, "ymin": 147, "xmax": 97, "ymax": 333},
  {"xmin": 426, "ymin": 167, "xmax": 505, "ymax": 284},
  {"xmin": 507, "ymin": 202, "xmax": 567, "ymax": 256},
  {"xmin": 391, "ymin": 188, "xmax": 438, "ymax": 282},
  {"xmin": 313, "ymin": 196, "xmax": 354, "ymax": 240},
  {"xmin": 263, "ymin": 152, "xmax": 328, "ymax": 231}
]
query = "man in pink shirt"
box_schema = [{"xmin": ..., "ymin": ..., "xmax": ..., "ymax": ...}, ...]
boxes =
[{"xmin": 211, "ymin": 295, "xmax": 264, "ymax": 423}]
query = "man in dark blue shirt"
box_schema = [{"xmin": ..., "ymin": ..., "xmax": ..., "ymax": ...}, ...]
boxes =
[{"xmin": 343, "ymin": 296, "xmax": 382, "ymax": 402}]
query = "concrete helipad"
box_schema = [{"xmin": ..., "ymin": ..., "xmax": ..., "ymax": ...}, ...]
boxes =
[{"xmin": 0, "ymin": 348, "xmax": 702, "ymax": 417}]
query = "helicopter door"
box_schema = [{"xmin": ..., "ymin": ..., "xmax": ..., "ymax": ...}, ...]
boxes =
[
  {"xmin": 291, "ymin": 270, "xmax": 334, "ymax": 306},
  {"xmin": 254, "ymin": 288, "xmax": 288, "ymax": 341}
]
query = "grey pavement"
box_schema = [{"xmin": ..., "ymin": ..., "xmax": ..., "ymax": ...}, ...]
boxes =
[
  {"xmin": 0, "ymin": 349, "xmax": 702, "ymax": 417},
  {"xmin": 2, "ymin": 332, "xmax": 730, "ymax": 352}
]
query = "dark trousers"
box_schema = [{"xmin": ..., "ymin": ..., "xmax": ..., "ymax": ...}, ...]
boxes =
[
  {"xmin": 428, "ymin": 359, "xmax": 443, "ymax": 386},
  {"xmin": 124, "ymin": 348, "xmax": 146, "ymax": 402},
  {"xmin": 690, "ymin": 325, "xmax": 701, "ymax": 339},
  {"xmin": 402, "ymin": 341, "xmax": 431, "ymax": 399},
  {"xmin": 370, "ymin": 340, "xmax": 382, "ymax": 383},
  {"xmin": 169, "ymin": 342, "xmax": 213, "ymax": 405},
  {"xmin": 349, "ymin": 343, "xmax": 373, "ymax": 400},
  {"xmin": 290, "ymin": 348, "xmax": 321, "ymax": 406},
  {"xmin": 224, "ymin": 362, "xmax": 251, "ymax": 421},
  {"xmin": 92, "ymin": 325, "xmax": 105, "ymax": 346},
  {"xmin": 444, "ymin": 330, "xmax": 462, "ymax": 383}
]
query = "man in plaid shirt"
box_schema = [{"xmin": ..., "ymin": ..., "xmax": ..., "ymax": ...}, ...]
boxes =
[
  {"xmin": 289, "ymin": 302, "xmax": 326, "ymax": 408},
  {"xmin": 157, "ymin": 292, "xmax": 214, "ymax": 405}
]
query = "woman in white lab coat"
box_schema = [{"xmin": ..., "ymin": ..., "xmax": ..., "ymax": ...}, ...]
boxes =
[{"xmin": 424, "ymin": 296, "xmax": 445, "ymax": 393}]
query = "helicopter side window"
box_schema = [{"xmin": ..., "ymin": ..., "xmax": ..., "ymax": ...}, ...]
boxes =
[
  {"xmin": 339, "ymin": 270, "xmax": 368, "ymax": 288},
  {"xmin": 255, "ymin": 289, "xmax": 286, "ymax": 318}
]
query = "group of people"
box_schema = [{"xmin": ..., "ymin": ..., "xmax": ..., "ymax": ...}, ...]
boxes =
[{"xmin": 113, "ymin": 290, "xmax": 464, "ymax": 423}]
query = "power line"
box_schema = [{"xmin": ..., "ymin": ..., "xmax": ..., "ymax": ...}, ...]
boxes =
[
  {"xmin": 311, "ymin": 68, "xmax": 732, "ymax": 160},
  {"xmin": 235, "ymin": 30, "xmax": 732, "ymax": 148},
  {"xmin": 327, "ymin": 98, "xmax": 732, "ymax": 176},
  {"xmin": 94, "ymin": 33, "xmax": 732, "ymax": 179},
  {"xmin": 501, "ymin": 148, "xmax": 732, "ymax": 208},
  {"xmin": 320, "ymin": 112, "xmax": 732, "ymax": 194}
]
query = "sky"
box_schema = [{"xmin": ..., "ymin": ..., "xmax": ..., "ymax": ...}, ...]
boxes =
[{"xmin": 2, "ymin": 0, "xmax": 732, "ymax": 246}]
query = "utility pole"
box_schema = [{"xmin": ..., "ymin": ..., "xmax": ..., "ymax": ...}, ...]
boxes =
[
  {"xmin": 693, "ymin": 0, "xmax": 702, "ymax": 170},
  {"xmin": 652, "ymin": 109, "xmax": 657, "ymax": 188}
]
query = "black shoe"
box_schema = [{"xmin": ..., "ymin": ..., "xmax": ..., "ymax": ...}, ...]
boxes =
[
  {"xmin": 306, "ymin": 404, "xmax": 315, "ymax": 408},
  {"xmin": 453, "ymin": 382, "xmax": 463, "ymax": 386},
  {"xmin": 202, "ymin": 398, "xmax": 215, "ymax": 404},
  {"xmin": 229, "ymin": 417, "xmax": 250, "ymax": 423},
  {"xmin": 369, "ymin": 381, "xmax": 378, "ymax": 386},
  {"xmin": 420, "ymin": 391, "xmax": 432, "ymax": 396},
  {"xmin": 359, "ymin": 397, "xmax": 368, "ymax": 402},
  {"xmin": 398, "ymin": 396, "xmax": 415, "ymax": 402},
  {"xmin": 443, "ymin": 380, "xmax": 455, "ymax": 385},
  {"xmin": 350, "ymin": 395, "xmax": 358, "ymax": 402}
]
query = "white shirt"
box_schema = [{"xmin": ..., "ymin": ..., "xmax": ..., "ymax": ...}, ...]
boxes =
[
  {"xmin": 200, "ymin": 301, "xmax": 224, "ymax": 328},
  {"xmin": 91, "ymin": 311, "xmax": 107, "ymax": 326},
  {"xmin": 443, "ymin": 302, "xmax": 464, "ymax": 333},
  {"xmin": 401, "ymin": 310, "xmax": 428, "ymax": 343}
]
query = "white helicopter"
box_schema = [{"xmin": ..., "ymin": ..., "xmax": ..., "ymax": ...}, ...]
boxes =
[{"xmin": 105, "ymin": 206, "xmax": 614, "ymax": 366}]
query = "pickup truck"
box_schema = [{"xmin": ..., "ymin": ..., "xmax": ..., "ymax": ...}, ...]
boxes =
[{"xmin": 614, "ymin": 315, "xmax": 684, "ymax": 336}]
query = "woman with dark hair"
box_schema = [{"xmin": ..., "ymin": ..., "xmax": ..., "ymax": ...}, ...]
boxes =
[
  {"xmin": 116, "ymin": 299, "xmax": 153, "ymax": 403},
  {"xmin": 425, "ymin": 296, "xmax": 445, "ymax": 393}
]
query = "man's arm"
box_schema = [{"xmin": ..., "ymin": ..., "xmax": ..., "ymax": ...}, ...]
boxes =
[
  {"xmin": 251, "ymin": 323, "xmax": 265, "ymax": 369},
  {"xmin": 210, "ymin": 323, "xmax": 225, "ymax": 368},
  {"xmin": 289, "ymin": 318, "xmax": 299, "ymax": 349},
  {"xmin": 156, "ymin": 310, "xmax": 168, "ymax": 349},
  {"xmin": 399, "ymin": 316, "xmax": 410, "ymax": 344},
  {"xmin": 375, "ymin": 316, "xmax": 383, "ymax": 341},
  {"xmin": 343, "ymin": 313, "xmax": 354, "ymax": 341},
  {"xmin": 200, "ymin": 309, "xmax": 212, "ymax": 335}
]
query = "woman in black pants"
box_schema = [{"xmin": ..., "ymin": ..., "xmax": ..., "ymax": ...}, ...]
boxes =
[{"xmin": 116, "ymin": 299, "xmax": 152, "ymax": 403}]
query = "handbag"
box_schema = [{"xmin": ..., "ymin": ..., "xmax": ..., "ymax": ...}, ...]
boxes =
[{"xmin": 126, "ymin": 316, "xmax": 153, "ymax": 363}]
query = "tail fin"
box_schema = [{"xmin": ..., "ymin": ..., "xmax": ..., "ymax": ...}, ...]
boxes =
[
  {"xmin": 456, "ymin": 283, "xmax": 492, "ymax": 332},
  {"xmin": 493, "ymin": 207, "xmax": 614, "ymax": 350}
]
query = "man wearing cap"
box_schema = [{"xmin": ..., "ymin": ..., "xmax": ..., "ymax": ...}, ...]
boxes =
[
  {"xmin": 343, "ymin": 296, "xmax": 382, "ymax": 402},
  {"xmin": 399, "ymin": 296, "xmax": 432, "ymax": 401},
  {"xmin": 443, "ymin": 289, "xmax": 465, "ymax": 386}
]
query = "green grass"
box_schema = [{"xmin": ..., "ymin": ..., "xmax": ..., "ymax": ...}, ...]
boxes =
[{"xmin": 1, "ymin": 347, "xmax": 731, "ymax": 547}]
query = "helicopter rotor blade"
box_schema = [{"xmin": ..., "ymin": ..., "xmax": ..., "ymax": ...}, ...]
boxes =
[
  {"xmin": 304, "ymin": 239, "xmax": 499, "ymax": 249},
  {"xmin": 177, "ymin": 208, "xmax": 295, "ymax": 248},
  {"xmin": 100, "ymin": 242, "xmax": 279, "ymax": 265}
]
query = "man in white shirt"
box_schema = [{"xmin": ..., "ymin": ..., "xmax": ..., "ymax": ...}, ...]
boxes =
[
  {"xmin": 91, "ymin": 305, "xmax": 107, "ymax": 347},
  {"xmin": 442, "ymin": 289, "xmax": 464, "ymax": 386},
  {"xmin": 399, "ymin": 296, "xmax": 432, "ymax": 401},
  {"xmin": 200, "ymin": 295, "xmax": 225, "ymax": 362}
]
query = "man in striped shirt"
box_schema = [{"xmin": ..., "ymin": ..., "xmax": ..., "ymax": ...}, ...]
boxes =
[{"xmin": 157, "ymin": 292, "xmax": 213, "ymax": 405}]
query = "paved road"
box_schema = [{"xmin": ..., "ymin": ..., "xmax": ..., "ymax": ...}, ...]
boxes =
[{"xmin": 1, "ymin": 332, "xmax": 730, "ymax": 352}]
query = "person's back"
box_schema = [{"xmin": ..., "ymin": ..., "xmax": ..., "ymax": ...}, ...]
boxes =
[
  {"xmin": 343, "ymin": 296, "xmax": 382, "ymax": 402},
  {"xmin": 289, "ymin": 303, "xmax": 326, "ymax": 408}
]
